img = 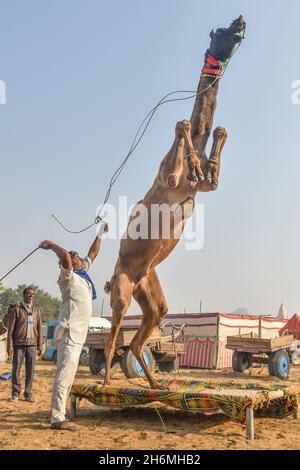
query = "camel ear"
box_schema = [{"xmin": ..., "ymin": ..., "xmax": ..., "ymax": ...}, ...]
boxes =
[{"xmin": 210, "ymin": 29, "xmax": 215, "ymax": 39}]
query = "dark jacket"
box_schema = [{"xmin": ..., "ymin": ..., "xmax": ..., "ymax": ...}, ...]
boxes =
[{"xmin": 7, "ymin": 303, "xmax": 43, "ymax": 352}]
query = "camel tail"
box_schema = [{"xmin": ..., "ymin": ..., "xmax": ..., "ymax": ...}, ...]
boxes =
[{"xmin": 104, "ymin": 281, "xmax": 111, "ymax": 294}]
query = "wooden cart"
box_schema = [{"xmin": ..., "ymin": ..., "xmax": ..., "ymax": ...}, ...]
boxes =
[
  {"xmin": 85, "ymin": 323, "xmax": 186, "ymax": 379},
  {"xmin": 226, "ymin": 334, "xmax": 295, "ymax": 379}
]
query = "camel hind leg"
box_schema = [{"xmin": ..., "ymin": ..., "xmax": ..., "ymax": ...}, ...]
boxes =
[
  {"xmin": 104, "ymin": 272, "xmax": 134, "ymax": 386},
  {"xmin": 130, "ymin": 269, "xmax": 168, "ymax": 389}
]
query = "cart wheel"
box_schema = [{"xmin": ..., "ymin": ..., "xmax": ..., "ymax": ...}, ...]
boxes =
[
  {"xmin": 52, "ymin": 351, "xmax": 57, "ymax": 364},
  {"xmin": 121, "ymin": 346, "xmax": 155, "ymax": 378},
  {"xmin": 158, "ymin": 358, "xmax": 178, "ymax": 373},
  {"xmin": 88, "ymin": 349, "xmax": 119, "ymax": 377},
  {"xmin": 232, "ymin": 351, "xmax": 253, "ymax": 372},
  {"xmin": 291, "ymin": 350, "xmax": 300, "ymax": 366},
  {"xmin": 79, "ymin": 350, "xmax": 89, "ymax": 366},
  {"xmin": 268, "ymin": 350, "xmax": 290, "ymax": 380}
]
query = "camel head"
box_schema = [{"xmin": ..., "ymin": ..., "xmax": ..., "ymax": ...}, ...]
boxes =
[{"xmin": 208, "ymin": 15, "xmax": 246, "ymax": 62}]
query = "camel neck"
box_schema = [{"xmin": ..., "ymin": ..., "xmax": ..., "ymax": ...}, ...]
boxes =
[{"xmin": 190, "ymin": 67, "xmax": 221, "ymax": 155}]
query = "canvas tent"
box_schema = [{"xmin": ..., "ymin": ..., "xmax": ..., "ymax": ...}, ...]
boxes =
[
  {"xmin": 280, "ymin": 314, "xmax": 300, "ymax": 339},
  {"xmin": 277, "ymin": 303, "xmax": 287, "ymax": 320},
  {"xmin": 119, "ymin": 313, "xmax": 287, "ymax": 369}
]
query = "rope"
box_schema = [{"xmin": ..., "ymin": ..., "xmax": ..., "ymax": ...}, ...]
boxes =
[
  {"xmin": 153, "ymin": 407, "xmax": 168, "ymax": 433},
  {"xmin": 0, "ymin": 29, "xmax": 245, "ymax": 282},
  {"xmin": 0, "ymin": 247, "xmax": 40, "ymax": 283},
  {"xmin": 52, "ymin": 89, "xmax": 213, "ymax": 234},
  {"xmin": 52, "ymin": 31, "xmax": 245, "ymax": 235}
]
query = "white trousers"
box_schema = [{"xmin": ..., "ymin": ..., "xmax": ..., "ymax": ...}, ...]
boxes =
[{"xmin": 50, "ymin": 331, "xmax": 82, "ymax": 423}]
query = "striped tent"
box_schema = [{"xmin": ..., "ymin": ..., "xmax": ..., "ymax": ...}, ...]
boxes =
[{"xmin": 118, "ymin": 313, "xmax": 287, "ymax": 369}]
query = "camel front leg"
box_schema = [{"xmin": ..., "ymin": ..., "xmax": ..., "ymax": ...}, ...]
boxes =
[
  {"xmin": 183, "ymin": 120, "xmax": 205, "ymax": 183},
  {"xmin": 159, "ymin": 120, "xmax": 203, "ymax": 188},
  {"xmin": 198, "ymin": 126, "xmax": 227, "ymax": 192}
]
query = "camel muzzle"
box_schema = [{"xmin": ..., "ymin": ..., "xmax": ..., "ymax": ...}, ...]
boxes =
[{"xmin": 233, "ymin": 32, "xmax": 244, "ymax": 44}]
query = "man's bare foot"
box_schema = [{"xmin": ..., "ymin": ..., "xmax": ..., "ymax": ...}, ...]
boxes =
[
  {"xmin": 8, "ymin": 396, "xmax": 18, "ymax": 402},
  {"xmin": 50, "ymin": 420, "xmax": 76, "ymax": 431}
]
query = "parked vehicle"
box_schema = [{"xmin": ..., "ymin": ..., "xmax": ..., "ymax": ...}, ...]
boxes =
[
  {"xmin": 226, "ymin": 334, "xmax": 295, "ymax": 380},
  {"xmin": 43, "ymin": 317, "xmax": 112, "ymax": 364},
  {"xmin": 86, "ymin": 322, "xmax": 186, "ymax": 379},
  {"xmin": 43, "ymin": 319, "xmax": 58, "ymax": 362}
]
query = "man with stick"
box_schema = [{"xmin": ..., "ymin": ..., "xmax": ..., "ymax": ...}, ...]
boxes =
[{"xmin": 40, "ymin": 223, "xmax": 108, "ymax": 430}]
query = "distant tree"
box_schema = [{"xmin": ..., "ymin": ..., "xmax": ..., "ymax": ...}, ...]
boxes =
[
  {"xmin": 231, "ymin": 307, "xmax": 251, "ymax": 316},
  {"xmin": 0, "ymin": 284, "xmax": 60, "ymax": 322},
  {"xmin": 0, "ymin": 282, "xmax": 4, "ymax": 295}
]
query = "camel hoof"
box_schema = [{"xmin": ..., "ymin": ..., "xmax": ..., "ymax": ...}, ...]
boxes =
[
  {"xmin": 214, "ymin": 126, "xmax": 227, "ymax": 139},
  {"xmin": 176, "ymin": 119, "xmax": 191, "ymax": 131},
  {"xmin": 211, "ymin": 180, "xmax": 218, "ymax": 191}
]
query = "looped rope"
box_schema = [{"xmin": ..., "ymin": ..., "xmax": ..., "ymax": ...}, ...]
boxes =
[
  {"xmin": 95, "ymin": 215, "xmax": 104, "ymax": 225},
  {"xmin": 52, "ymin": 80, "xmax": 221, "ymax": 234},
  {"xmin": 1, "ymin": 26, "xmax": 246, "ymax": 281},
  {"xmin": 52, "ymin": 35, "xmax": 246, "ymax": 236}
]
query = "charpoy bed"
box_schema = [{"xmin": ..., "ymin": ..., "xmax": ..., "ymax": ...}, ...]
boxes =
[{"xmin": 70, "ymin": 378, "xmax": 300, "ymax": 440}]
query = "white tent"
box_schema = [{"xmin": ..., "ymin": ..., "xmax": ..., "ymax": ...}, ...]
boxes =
[
  {"xmin": 120, "ymin": 313, "xmax": 288, "ymax": 369},
  {"xmin": 277, "ymin": 303, "xmax": 287, "ymax": 320}
]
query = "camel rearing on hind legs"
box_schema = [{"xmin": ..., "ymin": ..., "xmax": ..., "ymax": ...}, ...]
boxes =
[{"xmin": 104, "ymin": 16, "xmax": 246, "ymax": 389}]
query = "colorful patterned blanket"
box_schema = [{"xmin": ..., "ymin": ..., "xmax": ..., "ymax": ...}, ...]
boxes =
[{"xmin": 70, "ymin": 379, "xmax": 300, "ymax": 424}]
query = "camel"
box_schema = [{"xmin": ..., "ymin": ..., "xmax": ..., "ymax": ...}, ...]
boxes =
[{"xmin": 104, "ymin": 16, "xmax": 246, "ymax": 388}]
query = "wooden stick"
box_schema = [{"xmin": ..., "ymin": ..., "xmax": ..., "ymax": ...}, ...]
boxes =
[
  {"xmin": 246, "ymin": 407, "xmax": 254, "ymax": 440},
  {"xmin": 70, "ymin": 395, "xmax": 77, "ymax": 419},
  {"xmin": 258, "ymin": 316, "xmax": 262, "ymax": 339},
  {"xmin": 293, "ymin": 408, "xmax": 300, "ymax": 420}
]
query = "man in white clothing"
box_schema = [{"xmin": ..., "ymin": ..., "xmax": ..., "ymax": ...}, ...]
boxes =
[{"xmin": 40, "ymin": 223, "xmax": 108, "ymax": 430}]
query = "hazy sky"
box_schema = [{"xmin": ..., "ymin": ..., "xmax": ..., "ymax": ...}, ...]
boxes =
[{"xmin": 1, "ymin": 0, "xmax": 300, "ymax": 317}]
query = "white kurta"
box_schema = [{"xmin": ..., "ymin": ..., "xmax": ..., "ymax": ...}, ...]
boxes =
[
  {"xmin": 55, "ymin": 256, "xmax": 93, "ymax": 344},
  {"xmin": 51, "ymin": 256, "xmax": 94, "ymax": 424}
]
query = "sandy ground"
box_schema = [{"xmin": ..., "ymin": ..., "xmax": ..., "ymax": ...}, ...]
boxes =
[{"xmin": 0, "ymin": 361, "xmax": 299, "ymax": 450}]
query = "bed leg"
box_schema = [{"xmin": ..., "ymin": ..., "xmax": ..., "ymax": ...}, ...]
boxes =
[
  {"xmin": 70, "ymin": 395, "xmax": 77, "ymax": 419},
  {"xmin": 293, "ymin": 407, "xmax": 299, "ymax": 420},
  {"xmin": 246, "ymin": 407, "xmax": 254, "ymax": 440}
]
